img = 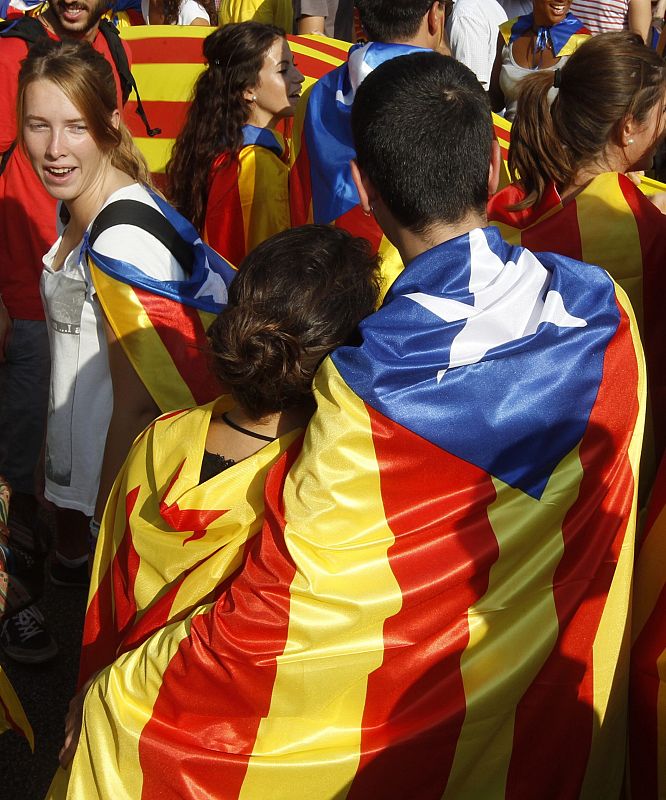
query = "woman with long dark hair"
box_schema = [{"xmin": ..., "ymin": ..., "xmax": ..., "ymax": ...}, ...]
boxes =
[{"xmin": 167, "ymin": 23, "xmax": 304, "ymax": 265}]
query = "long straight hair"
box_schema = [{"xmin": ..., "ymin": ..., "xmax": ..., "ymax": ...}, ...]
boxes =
[
  {"xmin": 17, "ymin": 39, "xmax": 152, "ymax": 187},
  {"xmin": 509, "ymin": 31, "xmax": 666, "ymax": 208}
]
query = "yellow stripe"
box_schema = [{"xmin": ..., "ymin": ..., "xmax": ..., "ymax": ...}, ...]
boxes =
[
  {"xmin": 89, "ymin": 261, "xmax": 196, "ymax": 411},
  {"xmin": 581, "ymin": 285, "xmax": 645, "ymax": 799},
  {"xmin": 63, "ymin": 616, "xmax": 197, "ymax": 799},
  {"xmin": 239, "ymin": 360, "xmax": 402, "ymax": 797},
  {"xmin": 132, "ymin": 62, "xmax": 204, "ymax": 102},
  {"xmin": 444, "ymin": 449, "xmax": 583, "ymax": 798},
  {"xmin": 132, "ymin": 136, "xmax": 173, "ymax": 175},
  {"xmin": 120, "ymin": 23, "xmax": 212, "ymax": 41}
]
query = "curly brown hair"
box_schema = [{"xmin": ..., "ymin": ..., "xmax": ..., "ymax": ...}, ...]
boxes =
[
  {"xmin": 208, "ymin": 226, "xmax": 383, "ymax": 419},
  {"xmin": 166, "ymin": 22, "xmax": 283, "ymax": 233}
]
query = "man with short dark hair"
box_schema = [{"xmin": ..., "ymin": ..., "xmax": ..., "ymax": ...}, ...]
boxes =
[
  {"xmin": 289, "ymin": 0, "xmax": 448, "ymax": 292},
  {"xmin": 0, "ymin": 0, "xmax": 131, "ymax": 662},
  {"xmin": 68, "ymin": 52, "xmax": 645, "ymax": 799}
]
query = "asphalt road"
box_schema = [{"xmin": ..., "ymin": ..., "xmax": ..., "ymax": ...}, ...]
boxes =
[{"xmin": 0, "ymin": 575, "xmax": 87, "ymax": 800}]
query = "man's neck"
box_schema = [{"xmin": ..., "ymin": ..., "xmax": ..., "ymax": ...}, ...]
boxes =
[{"xmin": 392, "ymin": 213, "xmax": 488, "ymax": 265}]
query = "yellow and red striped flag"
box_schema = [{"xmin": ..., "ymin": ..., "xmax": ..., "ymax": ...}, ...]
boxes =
[{"xmin": 55, "ymin": 228, "xmax": 644, "ymax": 799}]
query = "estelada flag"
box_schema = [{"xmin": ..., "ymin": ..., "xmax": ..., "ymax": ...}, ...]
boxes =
[
  {"xmin": 58, "ymin": 228, "xmax": 644, "ymax": 799},
  {"xmin": 630, "ymin": 451, "xmax": 666, "ymax": 799},
  {"xmin": 488, "ymin": 172, "xmax": 666, "ymax": 482},
  {"xmin": 500, "ymin": 11, "xmax": 590, "ymax": 56},
  {"xmin": 289, "ymin": 40, "xmax": 424, "ymax": 296},
  {"xmin": 86, "ymin": 189, "xmax": 236, "ymax": 412},
  {"xmin": 77, "ymin": 398, "xmax": 301, "ymax": 689}
]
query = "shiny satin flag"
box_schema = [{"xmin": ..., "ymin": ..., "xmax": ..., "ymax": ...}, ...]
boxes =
[
  {"xmin": 77, "ymin": 399, "xmax": 301, "ymax": 689},
  {"xmin": 500, "ymin": 11, "xmax": 590, "ymax": 56},
  {"xmin": 60, "ymin": 228, "xmax": 644, "ymax": 799},
  {"xmin": 86, "ymin": 190, "xmax": 236, "ymax": 412}
]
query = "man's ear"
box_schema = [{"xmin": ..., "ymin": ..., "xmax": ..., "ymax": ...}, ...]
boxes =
[
  {"xmin": 428, "ymin": 0, "xmax": 445, "ymax": 36},
  {"xmin": 351, "ymin": 159, "xmax": 375, "ymax": 213},
  {"xmin": 488, "ymin": 138, "xmax": 501, "ymax": 197}
]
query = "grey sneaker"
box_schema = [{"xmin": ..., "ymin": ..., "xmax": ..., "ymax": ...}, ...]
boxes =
[{"xmin": 0, "ymin": 604, "xmax": 58, "ymax": 664}]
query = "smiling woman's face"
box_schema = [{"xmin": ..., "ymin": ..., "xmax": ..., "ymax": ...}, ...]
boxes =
[
  {"xmin": 245, "ymin": 37, "xmax": 305, "ymax": 127},
  {"xmin": 533, "ymin": 0, "xmax": 572, "ymax": 27}
]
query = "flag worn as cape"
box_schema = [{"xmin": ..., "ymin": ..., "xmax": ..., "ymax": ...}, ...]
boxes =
[
  {"xmin": 630, "ymin": 451, "xmax": 666, "ymax": 799},
  {"xmin": 488, "ymin": 172, "xmax": 666, "ymax": 481},
  {"xmin": 117, "ymin": 26, "xmax": 351, "ymax": 181},
  {"xmin": 86, "ymin": 189, "xmax": 237, "ymax": 413},
  {"xmin": 203, "ymin": 125, "xmax": 290, "ymax": 265},
  {"xmin": 500, "ymin": 12, "xmax": 590, "ymax": 57},
  {"xmin": 290, "ymin": 40, "xmax": 425, "ymax": 296},
  {"xmin": 59, "ymin": 227, "xmax": 644, "ymax": 799},
  {"xmin": 77, "ymin": 398, "xmax": 301, "ymax": 688}
]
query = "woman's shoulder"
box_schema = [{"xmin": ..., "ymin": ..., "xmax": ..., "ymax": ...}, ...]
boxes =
[{"xmin": 90, "ymin": 184, "xmax": 187, "ymax": 282}]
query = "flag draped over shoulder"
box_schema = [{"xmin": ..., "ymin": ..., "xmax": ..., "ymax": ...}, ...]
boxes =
[
  {"xmin": 58, "ymin": 228, "xmax": 644, "ymax": 799},
  {"xmin": 488, "ymin": 172, "xmax": 666, "ymax": 478},
  {"xmin": 500, "ymin": 12, "xmax": 590, "ymax": 56},
  {"xmin": 77, "ymin": 398, "xmax": 301, "ymax": 689},
  {"xmin": 86, "ymin": 190, "xmax": 236, "ymax": 412},
  {"xmin": 289, "ymin": 41, "xmax": 425, "ymax": 295},
  {"xmin": 203, "ymin": 125, "xmax": 290, "ymax": 265},
  {"xmin": 630, "ymin": 452, "xmax": 666, "ymax": 799},
  {"xmin": 117, "ymin": 26, "xmax": 351, "ymax": 181}
]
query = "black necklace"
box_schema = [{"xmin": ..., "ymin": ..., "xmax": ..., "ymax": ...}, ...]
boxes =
[{"xmin": 221, "ymin": 412, "xmax": 277, "ymax": 443}]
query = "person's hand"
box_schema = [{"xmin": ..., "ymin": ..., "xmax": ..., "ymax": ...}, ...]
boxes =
[
  {"xmin": 0, "ymin": 300, "xmax": 12, "ymax": 363},
  {"xmin": 650, "ymin": 191, "xmax": 666, "ymax": 213}
]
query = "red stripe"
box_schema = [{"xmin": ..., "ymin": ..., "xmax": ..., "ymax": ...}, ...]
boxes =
[
  {"xmin": 507, "ymin": 300, "xmax": 639, "ymax": 798},
  {"xmin": 291, "ymin": 50, "xmax": 343, "ymax": 80},
  {"xmin": 204, "ymin": 155, "xmax": 247, "ymax": 265},
  {"xmin": 125, "ymin": 100, "xmax": 189, "ymax": 139},
  {"xmin": 128, "ymin": 36, "xmax": 205, "ymax": 65},
  {"xmin": 335, "ymin": 203, "xmax": 384, "ymax": 254},
  {"xmin": 138, "ymin": 440, "xmax": 302, "ymax": 800},
  {"xmin": 78, "ymin": 486, "xmax": 141, "ymax": 687},
  {"xmin": 287, "ymin": 33, "xmax": 350, "ymax": 62},
  {"xmin": 629, "ymin": 579, "xmax": 666, "ymax": 799},
  {"xmin": 132, "ymin": 286, "xmax": 220, "ymax": 407},
  {"xmin": 347, "ymin": 410, "xmax": 500, "ymax": 799},
  {"xmin": 618, "ymin": 175, "xmax": 666, "ymax": 465}
]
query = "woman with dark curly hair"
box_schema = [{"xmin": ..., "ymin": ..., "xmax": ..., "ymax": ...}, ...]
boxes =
[
  {"xmin": 167, "ymin": 22, "xmax": 304, "ymax": 265},
  {"xmin": 59, "ymin": 225, "xmax": 381, "ymax": 776}
]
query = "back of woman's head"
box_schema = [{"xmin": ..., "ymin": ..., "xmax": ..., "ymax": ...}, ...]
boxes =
[
  {"xmin": 166, "ymin": 22, "xmax": 283, "ymax": 232},
  {"xmin": 17, "ymin": 40, "xmax": 151, "ymax": 186},
  {"xmin": 509, "ymin": 31, "xmax": 666, "ymax": 207},
  {"xmin": 208, "ymin": 225, "xmax": 382, "ymax": 419}
]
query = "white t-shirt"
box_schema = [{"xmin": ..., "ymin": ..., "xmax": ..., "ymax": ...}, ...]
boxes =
[
  {"xmin": 570, "ymin": 0, "xmax": 629, "ymax": 33},
  {"xmin": 140, "ymin": 0, "xmax": 210, "ymax": 24},
  {"xmin": 41, "ymin": 183, "xmax": 186, "ymax": 516},
  {"xmin": 446, "ymin": 0, "xmax": 507, "ymax": 88}
]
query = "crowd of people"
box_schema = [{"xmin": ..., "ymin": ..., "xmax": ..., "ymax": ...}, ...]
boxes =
[{"xmin": 1, "ymin": 0, "xmax": 666, "ymax": 797}]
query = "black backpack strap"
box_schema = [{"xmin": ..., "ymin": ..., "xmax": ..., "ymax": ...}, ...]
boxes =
[
  {"xmin": 98, "ymin": 19, "xmax": 161, "ymax": 138},
  {"xmin": 0, "ymin": 140, "xmax": 16, "ymax": 179},
  {"xmin": 88, "ymin": 199, "xmax": 194, "ymax": 275}
]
